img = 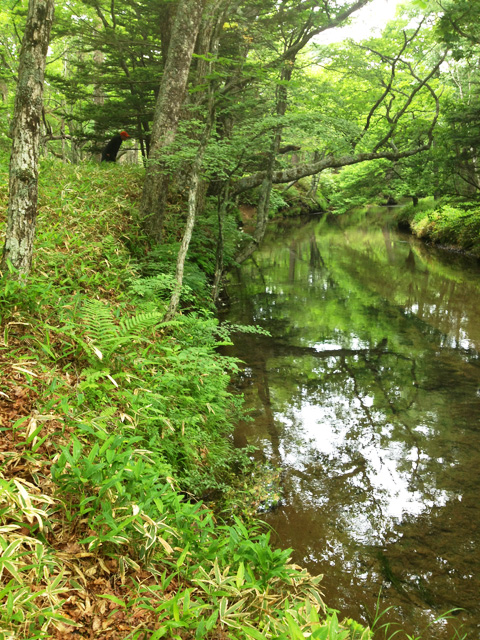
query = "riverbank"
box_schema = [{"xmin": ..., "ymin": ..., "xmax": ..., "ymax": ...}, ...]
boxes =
[
  {"xmin": 393, "ymin": 198, "xmax": 480, "ymax": 258},
  {"xmin": 0, "ymin": 161, "xmax": 371, "ymax": 639}
]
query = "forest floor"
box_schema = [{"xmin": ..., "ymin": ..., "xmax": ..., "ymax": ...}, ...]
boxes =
[
  {"xmin": 0, "ymin": 320, "xmax": 176, "ymax": 639},
  {"xmin": 0, "ymin": 161, "xmax": 370, "ymax": 640}
]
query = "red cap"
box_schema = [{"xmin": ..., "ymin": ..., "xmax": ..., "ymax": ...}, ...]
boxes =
[{"xmin": 120, "ymin": 131, "xmax": 130, "ymax": 139}]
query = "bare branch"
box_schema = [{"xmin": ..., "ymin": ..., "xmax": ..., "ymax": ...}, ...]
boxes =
[
  {"xmin": 233, "ymin": 45, "xmax": 444, "ymax": 198},
  {"xmin": 232, "ymin": 142, "xmax": 434, "ymax": 196},
  {"xmin": 354, "ymin": 19, "xmax": 425, "ymax": 145},
  {"xmin": 92, "ymin": 1, "xmax": 111, "ymax": 31},
  {"xmin": 221, "ymin": 0, "xmax": 374, "ymax": 97},
  {"xmin": 372, "ymin": 51, "xmax": 446, "ymax": 153},
  {"xmin": 279, "ymin": 0, "xmax": 373, "ymax": 63}
]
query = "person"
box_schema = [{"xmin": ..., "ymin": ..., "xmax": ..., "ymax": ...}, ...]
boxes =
[{"xmin": 101, "ymin": 131, "xmax": 130, "ymax": 162}]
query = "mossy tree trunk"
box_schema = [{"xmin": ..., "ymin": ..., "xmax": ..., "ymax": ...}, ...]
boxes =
[
  {"xmin": 0, "ymin": 0, "xmax": 55, "ymax": 280},
  {"xmin": 235, "ymin": 60, "xmax": 293, "ymax": 264},
  {"xmin": 164, "ymin": 22, "xmax": 219, "ymax": 320},
  {"xmin": 141, "ymin": 0, "xmax": 205, "ymax": 244}
]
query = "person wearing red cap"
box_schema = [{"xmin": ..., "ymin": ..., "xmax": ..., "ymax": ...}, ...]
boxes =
[{"xmin": 101, "ymin": 131, "xmax": 130, "ymax": 162}]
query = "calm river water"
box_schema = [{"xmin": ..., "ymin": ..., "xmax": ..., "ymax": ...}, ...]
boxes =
[{"xmin": 222, "ymin": 208, "xmax": 480, "ymax": 639}]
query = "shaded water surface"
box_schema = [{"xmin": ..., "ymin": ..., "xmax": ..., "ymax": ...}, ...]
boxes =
[{"xmin": 222, "ymin": 209, "xmax": 480, "ymax": 638}]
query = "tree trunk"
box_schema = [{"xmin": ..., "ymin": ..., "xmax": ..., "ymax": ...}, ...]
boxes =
[
  {"xmin": 92, "ymin": 43, "xmax": 105, "ymax": 162},
  {"xmin": 0, "ymin": 81, "xmax": 7, "ymax": 104},
  {"xmin": 164, "ymin": 27, "xmax": 218, "ymax": 320},
  {"xmin": 235, "ymin": 60, "xmax": 292, "ymax": 263},
  {"xmin": 164, "ymin": 109, "xmax": 214, "ymax": 321},
  {"xmin": 212, "ymin": 184, "xmax": 230, "ymax": 302},
  {"xmin": 141, "ymin": 0, "xmax": 205, "ymax": 243},
  {"xmin": 1, "ymin": 0, "xmax": 55, "ymax": 280}
]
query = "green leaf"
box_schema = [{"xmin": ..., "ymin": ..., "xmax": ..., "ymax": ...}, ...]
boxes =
[
  {"xmin": 97, "ymin": 593, "xmax": 126, "ymax": 608},
  {"xmin": 176, "ymin": 544, "xmax": 190, "ymax": 568},
  {"xmin": 236, "ymin": 561, "xmax": 245, "ymax": 588},
  {"xmin": 285, "ymin": 612, "xmax": 305, "ymax": 640},
  {"xmin": 240, "ymin": 626, "xmax": 269, "ymax": 640}
]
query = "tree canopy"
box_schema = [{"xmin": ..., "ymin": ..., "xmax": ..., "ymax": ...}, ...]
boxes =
[{"xmin": 1, "ymin": 0, "xmax": 480, "ymax": 277}]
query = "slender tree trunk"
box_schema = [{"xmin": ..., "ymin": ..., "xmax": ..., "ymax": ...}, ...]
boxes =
[
  {"xmin": 163, "ymin": 114, "xmax": 214, "ymax": 321},
  {"xmin": 0, "ymin": 81, "xmax": 7, "ymax": 104},
  {"xmin": 307, "ymin": 151, "xmax": 321, "ymax": 197},
  {"xmin": 92, "ymin": 43, "xmax": 105, "ymax": 162},
  {"xmin": 164, "ymin": 167, "xmax": 202, "ymax": 321},
  {"xmin": 235, "ymin": 61, "xmax": 292, "ymax": 263},
  {"xmin": 164, "ymin": 61, "xmax": 217, "ymax": 320},
  {"xmin": 1, "ymin": 0, "xmax": 55, "ymax": 279},
  {"xmin": 212, "ymin": 185, "xmax": 230, "ymax": 302},
  {"xmin": 141, "ymin": 0, "xmax": 205, "ymax": 243}
]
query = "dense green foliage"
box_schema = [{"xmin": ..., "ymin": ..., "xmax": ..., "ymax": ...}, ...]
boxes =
[
  {"xmin": 0, "ymin": 161, "xmax": 377, "ymax": 639},
  {"xmin": 393, "ymin": 198, "xmax": 480, "ymax": 255},
  {"xmin": 1, "ymin": 0, "xmax": 480, "ymax": 637},
  {"xmin": 0, "ymin": 162, "xmax": 250, "ymax": 497},
  {"xmin": 318, "ymin": 1, "xmax": 480, "ymax": 239}
]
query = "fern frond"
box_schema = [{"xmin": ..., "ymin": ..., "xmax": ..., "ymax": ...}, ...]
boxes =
[
  {"xmin": 119, "ymin": 311, "xmax": 164, "ymax": 336},
  {"xmin": 129, "ymin": 275, "xmax": 176, "ymax": 299},
  {"xmin": 79, "ymin": 368, "xmax": 112, "ymax": 386},
  {"xmin": 79, "ymin": 300, "xmax": 169, "ymax": 364},
  {"xmin": 82, "ymin": 299, "xmax": 119, "ymax": 345}
]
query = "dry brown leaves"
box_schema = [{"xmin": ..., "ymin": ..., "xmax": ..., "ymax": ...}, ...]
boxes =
[
  {"xmin": 52, "ymin": 571, "xmax": 165, "ymax": 639},
  {"xmin": 0, "ymin": 333, "xmax": 179, "ymax": 640}
]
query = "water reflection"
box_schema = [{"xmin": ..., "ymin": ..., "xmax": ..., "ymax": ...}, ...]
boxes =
[{"xmin": 223, "ymin": 210, "xmax": 480, "ymax": 638}]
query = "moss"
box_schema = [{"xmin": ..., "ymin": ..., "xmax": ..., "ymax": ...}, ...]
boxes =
[{"xmin": 394, "ymin": 198, "xmax": 480, "ymax": 256}]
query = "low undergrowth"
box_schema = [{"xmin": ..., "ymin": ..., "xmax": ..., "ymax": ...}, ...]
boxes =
[
  {"xmin": 394, "ymin": 197, "xmax": 480, "ymax": 256},
  {"xmin": 0, "ymin": 161, "xmax": 372, "ymax": 639}
]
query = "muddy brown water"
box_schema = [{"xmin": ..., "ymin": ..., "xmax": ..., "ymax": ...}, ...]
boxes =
[{"xmin": 221, "ymin": 208, "xmax": 480, "ymax": 638}]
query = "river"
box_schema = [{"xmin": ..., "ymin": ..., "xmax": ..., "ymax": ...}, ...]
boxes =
[{"xmin": 221, "ymin": 207, "xmax": 480, "ymax": 639}]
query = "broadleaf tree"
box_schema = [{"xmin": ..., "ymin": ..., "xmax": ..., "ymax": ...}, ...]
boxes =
[{"xmin": 1, "ymin": 0, "xmax": 55, "ymax": 279}]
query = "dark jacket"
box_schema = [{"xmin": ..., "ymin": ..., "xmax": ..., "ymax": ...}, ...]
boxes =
[{"xmin": 101, "ymin": 134, "xmax": 123, "ymax": 162}]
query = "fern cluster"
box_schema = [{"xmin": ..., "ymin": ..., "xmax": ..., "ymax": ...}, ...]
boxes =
[{"xmin": 80, "ymin": 299, "xmax": 165, "ymax": 364}]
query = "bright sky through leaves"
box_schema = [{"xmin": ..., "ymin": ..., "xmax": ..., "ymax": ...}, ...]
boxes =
[{"xmin": 321, "ymin": 0, "xmax": 403, "ymax": 43}]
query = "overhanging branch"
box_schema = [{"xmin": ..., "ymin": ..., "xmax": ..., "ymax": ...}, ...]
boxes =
[
  {"xmin": 232, "ymin": 48, "xmax": 444, "ymax": 197},
  {"xmin": 232, "ymin": 142, "xmax": 433, "ymax": 195}
]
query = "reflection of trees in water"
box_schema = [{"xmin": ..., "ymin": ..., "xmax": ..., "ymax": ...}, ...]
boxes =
[
  {"xmin": 278, "ymin": 232, "xmax": 326, "ymax": 279},
  {"xmin": 309, "ymin": 234, "xmax": 324, "ymax": 270},
  {"xmin": 334, "ymin": 236, "xmax": 480, "ymax": 352},
  {"xmin": 405, "ymin": 247, "xmax": 416, "ymax": 272},
  {"xmin": 275, "ymin": 338, "xmax": 478, "ymax": 487},
  {"xmin": 274, "ymin": 342, "xmax": 425, "ymax": 496},
  {"xmin": 289, "ymin": 241, "xmax": 297, "ymax": 282},
  {"xmin": 225, "ymin": 215, "xmax": 480, "ymax": 638},
  {"xmin": 227, "ymin": 329, "xmax": 284, "ymax": 460},
  {"xmin": 370, "ymin": 489, "xmax": 480, "ymax": 638},
  {"xmin": 383, "ymin": 226, "xmax": 396, "ymax": 265},
  {"xmin": 254, "ymin": 344, "xmax": 281, "ymax": 461},
  {"xmin": 239, "ymin": 331, "xmax": 480, "ymax": 627},
  {"xmin": 267, "ymin": 342, "xmax": 480, "ymax": 632}
]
